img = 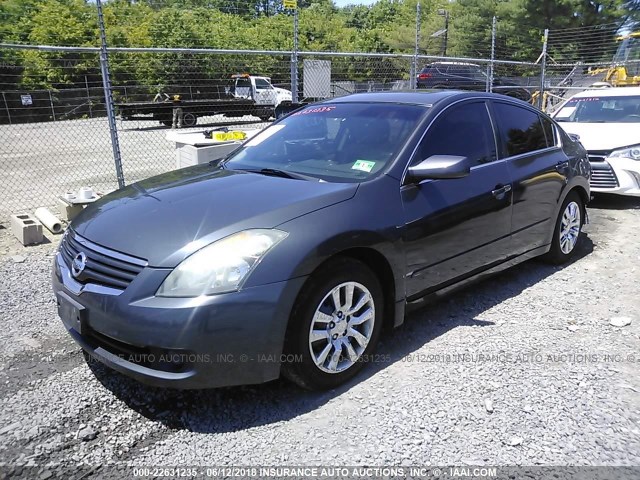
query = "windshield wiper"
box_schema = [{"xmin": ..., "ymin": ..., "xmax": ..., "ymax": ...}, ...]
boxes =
[{"xmin": 244, "ymin": 168, "xmax": 318, "ymax": 181}]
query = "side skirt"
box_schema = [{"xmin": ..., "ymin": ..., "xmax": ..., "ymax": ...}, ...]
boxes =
[{"xmin": 398, "ymin": 244, "xmax": 550, "ymax": 320}]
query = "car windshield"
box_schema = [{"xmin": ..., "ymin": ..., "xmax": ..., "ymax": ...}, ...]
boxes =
[
  {"xmin": 223, "ymin": 103, "xmax": 427, "ymax": 183},
  {"xmin": 554, "ymin": 95, "xmax": 640, "ymax": 123}
]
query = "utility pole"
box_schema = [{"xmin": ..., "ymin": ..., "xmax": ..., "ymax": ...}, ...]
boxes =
[
  {"xmin": 284, "ymin": 0, "xmax": 299, "ymax": 103},
  {"xmin": 539, "ymin": 29, "xmax": 549, "ymax": 110},
  {"xmin": 438, "ymin": 9, "xmax": 449, "ymax": 57},
  {"xmin": 292, "ymin": 8, "xmax": 299, "ymax": 103},
  {"xmin": 413, "ymin": 2, "xmax": 421, "ymax": 89},
  {"xmin": 487, "ymin": 16, "xmax": 496, "ymax": 92}
]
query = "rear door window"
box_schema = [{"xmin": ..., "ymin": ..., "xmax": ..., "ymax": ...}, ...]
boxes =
[
  {"xmin": 494, "ymin": 102, "xmax": 548, "ymax": 157},
  {"xmin": 448, "ymin": 65, "xmax": 468, "ymax": 76},
  {"xmin": 540, "ymin": 116, "xmax": 557, "ymax": 147},
  {"xmin": 434, "ymin": 64, "xmax": 448, "ymax": 75}
]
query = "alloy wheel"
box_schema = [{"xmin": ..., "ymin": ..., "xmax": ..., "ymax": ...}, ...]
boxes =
[
  {"xmin": 560, "ymin": 201, "xmax": 581, "ymax": 254},
  {"xmin": 308, "ymin": 281, "xmax": 375, "ymax": 374}
]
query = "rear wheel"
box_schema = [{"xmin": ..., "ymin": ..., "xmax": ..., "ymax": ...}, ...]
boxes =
[
  {"xmin": 182, "ymin": 112, "xmax": 197, "ymax": 127},
  {"xmin": 282, "ymin": 258, "xmax": 383, "ymax": 390},
  {"xmin": 543, "ymin": 191, "xmax": 584, "ymax": 264}
]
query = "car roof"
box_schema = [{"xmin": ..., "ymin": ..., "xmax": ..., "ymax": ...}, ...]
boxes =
[
  {"xmin": 570, "ymin": 86, "xmax": 640, "ymax": 98},
  {"xmin": 323, "ymin": 90, "xmax": 482, "ymax": 106},
  {"xmin": 428, "ymin": 61, "xmax": 480, "ymax": 67}
]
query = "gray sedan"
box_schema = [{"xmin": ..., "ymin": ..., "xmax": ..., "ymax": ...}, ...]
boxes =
[{"xmin": 53, "ymin": 91, "xmax": 590, "ymax": 390}]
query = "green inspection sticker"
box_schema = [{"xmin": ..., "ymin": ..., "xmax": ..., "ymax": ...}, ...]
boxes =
[{"xmin": 352, "ymin": 160, "xmax": 376, "ymax": 173}]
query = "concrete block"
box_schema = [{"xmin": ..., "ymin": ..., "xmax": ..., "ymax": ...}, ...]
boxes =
[
  {"xmin": 10, "ymin": 214, "xmax": 43, "ymax": 246},
  {"xmin": 56, "ymin": 197, "xmax": 84, "ymax": 222}
]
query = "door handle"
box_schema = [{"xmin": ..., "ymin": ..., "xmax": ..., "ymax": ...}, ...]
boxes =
[
  {"xmin": 491, "ymin": 184, "xmax": 512, "ymax": 198},
  {"xmin": 555, "ymin": 161, "xmax": 570, "ymax": 171}
]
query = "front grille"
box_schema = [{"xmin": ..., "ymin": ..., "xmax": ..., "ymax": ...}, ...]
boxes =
[
  {"xmin": 59, "ymin": 230, "xmax": 147, "ymax": 290},
  {"xmin": 587, "ymin": 150, "xmax": 611, "ymax": 164},
  {"xmin": 589, "ymin": 161, "xmax": 619, "ymax": 189}
]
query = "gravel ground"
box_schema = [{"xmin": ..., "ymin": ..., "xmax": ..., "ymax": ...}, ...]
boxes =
[{"xmin": 0, "ymin": 195, "xmax": 639, "ymax": 479}]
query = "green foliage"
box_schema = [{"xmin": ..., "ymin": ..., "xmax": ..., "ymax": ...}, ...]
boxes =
[
  {"xmin": 449, "ymin": 0, "xmax": 639, "ymax": 62},
  {"xmin": 12, "ymin": 0, "xmax": 98, "ymax": 88},
  {"xmin": 0, "ymin": 0, "xmax": 637, "ymax": 91}
]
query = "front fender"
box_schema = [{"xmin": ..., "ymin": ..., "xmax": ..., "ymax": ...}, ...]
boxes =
[{"xmin": 243, "ymin": 176, "xmax": 407, "ymax": 306}]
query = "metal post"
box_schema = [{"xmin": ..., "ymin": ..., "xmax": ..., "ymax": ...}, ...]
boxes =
[
  {"xmin": 291, "ymin": 8, "xmax": 299, "ymax": 103},
  {"xmin": 538, "ymin": 28, "xmax": 549, "ymax": 110},
  {"xmin": 96, "ymin": 0, "xmax": 125, "ymax": 189},
  {"xmin": 436, "ymin": 9, "xmax": 449, "ymax": 57},
  {"xmin": 48, "ymin": 90, "xmax": 56, "ymax": 121},
  {"xmin": 85, "ymin": 75, "xmax": 93, "ymax": 118},
  {"xmin": 2, "ymin": 92, "xmax": 11, "ymax": 125},
  {"xmin": 413, "ymin": 2, "xmax": 421, "ymax": 90},
  {"xmin": 443, "ymin": 10, "xmax": 449, "ymax": 57},
  {"xmin": 487, "ymin": 16, "xmax": 496, "ymax": 92}
]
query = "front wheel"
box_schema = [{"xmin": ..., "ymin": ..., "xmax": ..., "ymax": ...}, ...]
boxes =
[
  {"xmin": 282, "ymin": 258, "xmax": 383, "ymax": 390},
  {"xmin": 543, "ymin": 191, "xmax": 584, "ymax": 264}
]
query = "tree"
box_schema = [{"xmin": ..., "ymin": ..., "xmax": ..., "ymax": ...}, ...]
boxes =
[
  {"xmin": 2, "ymin": 0, "xmax": 639, "ymax": 92},
  {"xmin": 18, "ymin": 0, "xmax": 98, "ymax": 89}
]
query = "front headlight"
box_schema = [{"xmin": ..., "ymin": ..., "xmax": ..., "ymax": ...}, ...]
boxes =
[
  {"xmin": 157, "ymin": 229, "xmax": 287, "ymax": 297},
  {"xmin": 608, "ymin": 144, "xmax": 640, "ymax": 161}
]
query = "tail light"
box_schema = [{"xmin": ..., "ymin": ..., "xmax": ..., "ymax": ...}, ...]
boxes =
[{"xmin": 418, "ymin": 73, "xmax": 432, "ymax": 79}]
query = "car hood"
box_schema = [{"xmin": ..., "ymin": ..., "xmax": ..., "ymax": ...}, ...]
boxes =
[
  {"xmin": 275, "ymin": 87, "xmax": 292, "ymax": 95},
  {"xmin": 71, "ymin": 166, "xmax": 357, "ymax": 267},
  {"xmin": 557, "ymin": 122, "xmax": 640, "ymax": 151}
]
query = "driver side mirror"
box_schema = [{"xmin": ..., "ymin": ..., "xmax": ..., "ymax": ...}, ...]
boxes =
[{"xmin": 407, "ymin": 155, "xmax": 471, "ymax": 183}]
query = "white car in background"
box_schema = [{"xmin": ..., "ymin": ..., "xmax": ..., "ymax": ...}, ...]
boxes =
[{"xmin": 553, "ymin": 87, "xmax": 640, "ymax": 197}]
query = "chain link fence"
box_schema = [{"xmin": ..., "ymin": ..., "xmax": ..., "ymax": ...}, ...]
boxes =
[
  {"xmin": 1, "ymin": 5, "xmax": 633, "ymax": 222},
  {"xmin": 0, "ymin": 48, "xmax": 121, "ymax": 218},
  {"xmin": 109, "ymin": 50, "xmax": 291, "ymax": 186},
  {"xmin": 298, "ymin": 53, "xmax": 414, "ymax": 98},
  {"xmin": 541, "ymin": 23, "xmax": 639, "ymax": 113}
]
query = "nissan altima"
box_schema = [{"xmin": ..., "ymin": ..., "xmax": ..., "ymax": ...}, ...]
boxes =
[{"xmin": 53, "ymin": 91, "xmax": 591, "ymax": 390}]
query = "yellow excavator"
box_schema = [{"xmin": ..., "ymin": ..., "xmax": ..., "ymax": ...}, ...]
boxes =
[
  {"xmin": 533, "ymin": 31, "xmax": 640, "ymax": 111},
  {"xmin": 589, "ymin": 31, "xmax": 640, "ymax": 87}
]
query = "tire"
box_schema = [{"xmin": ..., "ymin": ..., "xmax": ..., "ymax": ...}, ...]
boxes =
[
  {"xmin": 182, "ymin": 112, "xmax": 197, "ymax": 127},
  {"xmin": 282, "ymin": 257, "xmax": 384, "ymax": 390},
  {"xmin": 543, "ymin": 191, "xmax": 584, "ymax": 264}
]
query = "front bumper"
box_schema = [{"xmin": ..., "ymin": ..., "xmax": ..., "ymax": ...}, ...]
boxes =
[
  {"xmin": 590, "ymin": 158, "xmax": 640, "ymax": 197},
  {"xmin": 53, "ymin": 253, "xmax": 307, "ymax": 389}
]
